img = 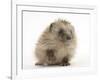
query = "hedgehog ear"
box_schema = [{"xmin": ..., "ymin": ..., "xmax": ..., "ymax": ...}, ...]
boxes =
[{"xmin": 49, "ymin": 23, "xmax": 54, "ymax": 32}]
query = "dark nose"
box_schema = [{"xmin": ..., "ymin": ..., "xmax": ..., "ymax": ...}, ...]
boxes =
[{"xmin": 66, "ymin": 36, "xmax": 71, "ymax": 40}]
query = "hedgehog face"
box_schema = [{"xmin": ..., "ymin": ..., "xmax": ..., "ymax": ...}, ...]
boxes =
[{"xmin": 49, "ymin": 20, "xmax": 75, "ymax": 43}]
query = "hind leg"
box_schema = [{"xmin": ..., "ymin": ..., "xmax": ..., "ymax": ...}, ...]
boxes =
[
  {"xmin": 35, "ymin": 62, "xmax": 43, "ymax": 65},
  {"xmin": 35, "ymin": 59, "xmax": 46, "ymax": 66}
]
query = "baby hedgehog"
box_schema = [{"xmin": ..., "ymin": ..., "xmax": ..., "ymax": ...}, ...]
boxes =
[{"xmin": 35, "ymin": 19, "xmax": 77, "ymax": 66}]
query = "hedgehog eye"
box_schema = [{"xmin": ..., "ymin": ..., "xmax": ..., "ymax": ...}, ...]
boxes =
[{"xmin": 58, "ymin": 29, "xmax": 64, "ymax": 34}]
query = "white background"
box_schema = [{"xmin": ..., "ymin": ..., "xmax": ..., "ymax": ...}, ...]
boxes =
[
  {"xmin": 0, "ymin": 0, "xmax": 99, "ymax": 80},
  {"xmin": 23, "ymin": 11, "xmax": 91, "ymax": 69}
]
